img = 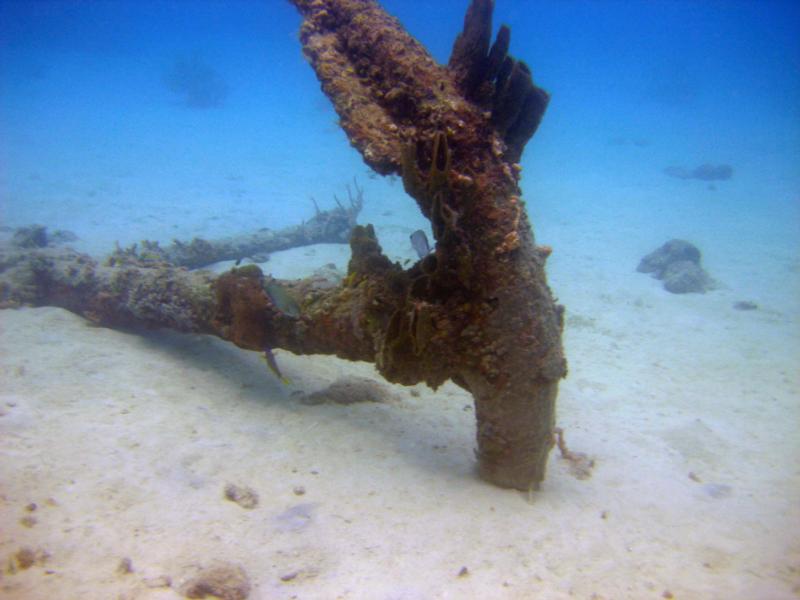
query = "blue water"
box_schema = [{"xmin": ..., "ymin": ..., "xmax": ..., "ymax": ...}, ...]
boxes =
[
  {"xmin": 1, "ymin": 2, "xmax": 799, "ymax": 597},
  {"xmin": 2, "ymin": 1, "xmax": 798, "ymax": 252}
]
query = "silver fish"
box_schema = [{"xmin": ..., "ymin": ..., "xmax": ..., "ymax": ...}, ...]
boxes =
[{"xmin": 410, "ymin": 229, "xmax": 432, "ymax": 259}]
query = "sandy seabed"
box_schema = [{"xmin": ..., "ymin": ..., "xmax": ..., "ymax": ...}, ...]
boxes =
[{"xmin": 1, "ymin": 226, "xmax": 799, "ymax": 600}]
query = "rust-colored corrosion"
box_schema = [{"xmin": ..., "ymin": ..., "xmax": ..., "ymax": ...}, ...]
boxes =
[
  {"xmin": 0, "ymin": 0, "xmax": 567, "ymax": 491},
  {"xmin": 290, "ymin": 0, "xmax": 566, "ymax": 489}
]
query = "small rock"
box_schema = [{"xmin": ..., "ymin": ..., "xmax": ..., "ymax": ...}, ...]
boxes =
[
  {"xmin": 224, "ymin": 484, "xmax": 259, "ymax": 510},
  {"xmin": 662, "ymin": 260, "xmax": 713, "ymax": 294},
  {"xmin": 12, "ymin": 547, "xmax": 48, "ymax": 570},
  {"xmin": 181, "ymin": 564, "xmax": 250, "ymax": 600},
  {"xmin": 637, "ymin": 239, "xmax": 701, "ymax": 274},
  {"xmin": 637, "ymin": 239, "xmax": 715, "ymax": 293},
  {"xmin": 15, "ymin": 547, "xmax": 37, "ymax": 570},
  {"xmin": 117, "ymin": 557, "xmax": 133, "ymax": 575},
  {"xmin": 733, "ymin": 300, "xmax": 758, "ymax": 311}
]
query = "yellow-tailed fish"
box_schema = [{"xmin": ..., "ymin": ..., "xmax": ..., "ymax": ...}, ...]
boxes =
[{"xmin": 263, "ymin": 346, "xmax": 291, "ymax": 385}]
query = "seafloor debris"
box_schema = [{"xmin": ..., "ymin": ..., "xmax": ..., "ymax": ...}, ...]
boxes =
[
  {"xmin": 223, "ymin": 483, "xmax": 259, "ymax": 510},
  {"xmin": 106, "ymin": 182, "xmax": 363, "ymax": 269},
  {"xmin": 4, "ymin": 546, "xmax": 49, "ymax": 574},
  {"xmin": 553, "ymin": 427, "xmax": 595, "ymax": 480},
  {"xmin": 637, "ymin": 239, "xmax": 715, "ymax": 293},
  {"xmin": 180, "ymin": 563, "xmax": 251, "ymax": 600}
]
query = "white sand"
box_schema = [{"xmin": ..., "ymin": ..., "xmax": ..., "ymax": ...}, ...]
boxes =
[
  {"xmin": 2, "ymin": 2, "xmax": 799, "ymax": 597},
  {"xmin": 1, "ymin": 210, "xmax": 798, "ymax": 599}
]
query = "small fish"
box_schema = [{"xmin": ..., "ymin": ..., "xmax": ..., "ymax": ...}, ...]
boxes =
[
  {"xmin": 410, "ymin": 229, "xmax": 432, "ymax": 259},
  {"xmin": 265, "ymin": 279, "xmax": 300, "ymax": 317},
  {"xmin": 263, "ymin": 346, "xmax": 291, "ymax": 385}
]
